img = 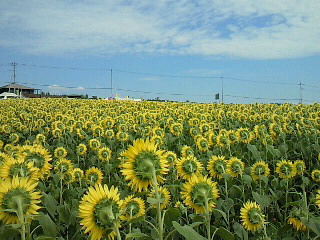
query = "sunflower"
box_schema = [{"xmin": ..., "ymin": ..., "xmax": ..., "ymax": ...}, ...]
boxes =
[
  {"xmin": 226, "ymin": 157, "xmax": 245, "ymax": 178},
  {"xmin": 235, "ymin": 128, "xmax": 254, "ymax": 144},
  {"xmin": 102, "ymin": 117, "xmax": 115, "ymax": 128},
  {"xmin": 189, "ymin": 127, "xmax": 200, "ymax": 138},
  {"xmin": 79, "ymin": 184, "xmax": 122, "ymax": 240},
  {"xmin": 240, "ymin": 201, "xmax": 265, "ymax": 232},
  {"xmin": 120, "ymin": 138, "xmax": 169, "ymax": 192},
  {"xmin": 169, "ymin": 123, "xmax": 183, "ymax": 136},
  {"xmin": 0, "ymin": 140, "xmax": 4, "ymax": 150},
  {"xmin": 77, "ymin": 144, "xmax": 87, "ymax": 156},
  {"xmin": 250, "ymin": 161, "xmax": 270, "ymax": 181},
  {"xmin": 216, "ymin": 134, "xmax": 230, "ymax": 148},
  {"xmin": 105, "ymin": 129, "xmax": 115, "ymax": 139},
  {"xmin": 54, "ymin": 158, "xmax": 73, "ymax": 174},
  {"xmin": 0, "ymin": 176, "xmax": 41, "ymax": 224},
  {"xmin": 293, "ymin": 160, "xmax": 305, "ymax": 175},
  {"xmin": 61, "ymin": 171, "xmax": 75, "ymax": 184},
  {"xmin": 311, "ymin": 170, "xmax": 320, "ymax": 183},
  {"xmin": 73, "ymin": 168, "xmax": 84, "ymax": 181},
  {"xmin": 93, "ymin": 125, "xmax": 104, "ymax": 137},
  {"xmin": 288, "ymin": 217, "xmax": 307, "ymax": 231},
  {"xmin": 181, "ymin": 175, "xmax": 219, "ymax": 214},
  {"xmin": 150, "ymin": 135, "xmax": 163, "ymax": 146},
  {"xmin": 148, "ymin": 186, "xmax": 171, "ymax": 210},
  {"xmin": 227, "ymin": 130, "xmax": 237, "ymax": 144},
  {"xmin": 0, "ymin": 156, "xmax": 39, "ymax": 181},
  {"xmin": 9, "ymin": 133, "xmax": 20, "ymax": 144},
  {"xmin": 180, "ymin": 146, "xmax": 194, "ymax": 158},
  {"xmin": 35, "ymin": 134, "xmax": 46, "ymax": 144},
  {"xmin": 89, "ymin": 139, "xmax": 101, "ymax": 150},
  {"xmin": 54, "ymin": 146, "xmax": 68, "ymax": 159},
  {"xmin": 164, "ymin": 151, "xmax": 177, "ymax": 166},
  {"xmin": 196, "ymin": 136, "xmax": 209, "ymax": 152},
  {"xmin": 52, "ymin": 128, "xmax": 62, "ymax": 138},
  {"xmin": 261, "ymin": 134, "xmax": 273, "ymax": 146},
  {"xmin": 207, "ymin": 155, "xmax": 227, "ymax": 180},
  {"xmin": 85, "ymin": 167, "xmax": 104, "ymax": 185},
  {"xmin": 19, "ymin": 145, "xmax": 52, "ymax": 179},
  {"xmin": 176, "ymin": 156, "xmax": 203, "ymax": 181},
  {"xmin": 0, "ymin": 152, "xmax": 11, "ymax": 167},
  {"xmin": 275, "ymin": 160, "xmax": 296, "ymax": 179},
  {"xmin": 120, "ymin": 195, "xmax": 146, "ymax": 220},
  {"xmin": 98, "ymin": 147, "xmax": 112, "ymax": 162},
  {"xmin": 116, "ymin": 131, "xmax": 129, "ymax": 142}
]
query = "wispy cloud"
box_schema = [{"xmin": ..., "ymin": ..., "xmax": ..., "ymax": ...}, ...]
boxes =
[{"xmin": 0, "ymin": 0, "xmax": 319, "ymax": 59}]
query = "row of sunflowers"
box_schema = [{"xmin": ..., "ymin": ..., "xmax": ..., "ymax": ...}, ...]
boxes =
[{"xmin": 0, "ymin": 99, "xmax": 319, "ymax": 240}]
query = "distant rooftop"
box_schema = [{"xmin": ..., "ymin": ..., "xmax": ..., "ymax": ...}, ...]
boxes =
[{"xmin": 0, "ymin": 83, "xmax": 39, "ymax": 90}]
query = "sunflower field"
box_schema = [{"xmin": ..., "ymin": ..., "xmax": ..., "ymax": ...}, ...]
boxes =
[{"xmin": 0, "ymin": 98, "xmax": 319, "ymax": 240}]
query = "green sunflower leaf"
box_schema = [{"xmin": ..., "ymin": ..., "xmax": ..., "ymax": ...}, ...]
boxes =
[
  {"xmin": 164, "ymin": 208, "xmax": 181, "ymax": 228},
  {"xmin": 172, "ymin": 221, "xmax": 207, "ymax": 240},
  {"xmin": 36, "ymin": 212, "xmax": 59, "ymax": 237}
]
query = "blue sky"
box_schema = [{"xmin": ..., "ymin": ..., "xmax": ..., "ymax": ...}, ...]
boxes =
[{"xmin": 0, "ymin": 0, "xmax": 319, "ymax": 103}]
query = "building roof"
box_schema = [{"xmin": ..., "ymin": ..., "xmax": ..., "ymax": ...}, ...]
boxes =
[{"xmin": 0, "ymin": 83, "xmax": 37, "ymax": 90}]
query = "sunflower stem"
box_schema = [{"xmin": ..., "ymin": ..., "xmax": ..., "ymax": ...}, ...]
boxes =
[
  {"xmin": 114, "ymin": 221, "xmax": 122, "ymax": 240},
  {"xmin": 16, "ymin": 197, "xmax": 26, "ymax": 240},
  {"xmin": 204, "ymin": 195, "xmax": 211, "ymax": 240},
  {"xmin": 151, "ymin": 167, "xmax": 163, "ymax": 240}
]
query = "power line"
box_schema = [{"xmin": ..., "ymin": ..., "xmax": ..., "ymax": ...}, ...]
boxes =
[{"xmin": 14, "ymin": 62, "xmax": 300, "ymax": 85}]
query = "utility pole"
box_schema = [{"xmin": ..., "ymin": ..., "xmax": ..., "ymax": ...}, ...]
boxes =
[
  {"xmin": 221, "ymin": 74, "xmax": 224, "ymax": 103},
  {"xmin": 299, "ymin": 82, "xmax": 303, "ymax": 104},
  {"xmin": 11, "ymin": 62, "xmax": 17, "ymax": 83},
  {"xmin": 110, "ymin": 69, "xmax": 113, "ymax": 98}
]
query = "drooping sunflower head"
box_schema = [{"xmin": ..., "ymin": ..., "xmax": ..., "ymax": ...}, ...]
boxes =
[
  {"xmin": 216, "ymin": 134, "xmax": 230, "ymax": 148},
  {"xmin": 196, "ymin": 137, "xmax": 209, "ymax": 152},
  {"xmin": 98, "ymin": 147, "xmax": 112, "ymax": 162},
  {"xmin": 61, "ymin": 171, "xmax": 75, "ymax": 184},
  {"xmin": 9, "ymin": 133, "xmax": 20, "ymax": 144},
  {"xmin": 89, "ymin": 139, "xmax": 101, "ymax": 150},
  {"xmin": 93, "ymin": 125, "xmax": 104, "ymax": 137},
  {"xmin": 311, "ymin": 170, "xmax": 320, "ymax": 183},
  {"xmin": 227, "ymin": 130, "xmax": 237, "ymax": 144},
  {"xmin": 169, "ymin": 123, "xmax": 183, "ymax": 136},
  {"xmin": 73, "ymin": 168, "xmax": 84, "ymax": 181},
  {"xmin": 79, "ymin": 184, "xmax": 122, "ymax": 240},
  {"xmin": 120, "ymin": 139, "xmax": 169, "ymax": 192},
  {"xmin": 276, "ymin": 160, "xmax": 296, "ymax": 179},
  {"xmin": 150, "ymin": 135, "xmax": 163, "ymax": 146},
  {"xmin": 20, "ymin": 145, "xmax": 52, "ymax": 179},
  {"xmin": 120, "ymin": 195, "xmax": 146, "ymax": 221},
  {"xmin": 164, "ymin": 151, "xmax": 177, "ymax": 166},
  {"xmin": 105, "ymin": 129, "xmax": 115, "ymax": 139},
  {"xmin": 181, "ymin": 146, "xmax": 194, "ymax": 158},
  {"xmin": 116, "ymin": 131, "xmax": 129, "ymax": 142},
  {"xmin": 207, "ymin": 155, "xmax": 227, "ymax": 180},
  {"xmin": 54, "ymin": 146, "xmax": 68, "ymax": 159},
  {"xmin": 261, "ymin": 134, "xmax": 274, "ymax": 146},
  {"xmin": 85, "ymin": 167, "xmax": 104, "ymax": 186},
  {"xmin": 181, "ymin": 175, "xmax": 219, "ymax": 214},
  {"xmin": 35, "ymin": 134, "xmax": 46, "ymax": 144},
  {"xmin": 240, "ymin": 201, "xmax": 265, "ymax": 232},
  {"xmin": 226, "ymin": 157, "xmax": 245, "ymax": 178},
  {"xmin": 288, "ymin": 208, "xmax": 307, "ymax": 231},
  {"xmin": 77, "ymin": 144, "xmax": 87, "ymax": 156},
  {"xmin": 236, "ymin": 128, "xmax": 254, "ymax": 144},
  {"xmin": 54, "ymin": 158, "xmax": 73, "ymax": 174},
  {"xmin": 293, "ymin": 160, "xmax": 306, "ymax": 175},
  {"xmin": 148, "ymin": 186, "xmax": 171, "ymax": 210},
  {"xmin": 0, "ymin": 156, "xmax": 40, "ymax": 181},
  {"xmin": 0, "ymin": 176, "xmax": 41, "ymax": 224},
  {"xmin": 176, "ymin": 156, "xmax": 203, "ymax": 181},
  {"xmin": 250, "ymin": 161, "xmax": 270, "ymax": 181}
]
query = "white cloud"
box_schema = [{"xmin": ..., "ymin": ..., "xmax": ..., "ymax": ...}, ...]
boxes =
[{"xmin": 0, "ymin": 0, "xmax": 319, "ymax": 59}]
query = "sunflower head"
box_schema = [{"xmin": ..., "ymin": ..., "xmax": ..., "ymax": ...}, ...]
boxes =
[
  {"xmin": 240, "ymin": 201, "xmax": 265, "ymax": 232},
  {"xmin": 169, "ymin": 123, "xmax": 183, "ymax": 136},
  {"xmin": 79, "ymin": 184, "xmax": 122, "ymax": 240},
  {"xmin": 120, "ymin": 139, "xmax": 169, "ymax": 192},
  {"xmin": 73, "ymin": 168, "xmax": 84, "ymax": 181},
  {"xmin": 116, "ymin": 131, "xmax": 129, "ymax": 142},
  {"xmin": 181, "ymin": 175, "xmax": 219, "ymax": 214},
  {"xmin": 54, "ymin": 158, "xmax": 73, "ymax": 174},
  {"xmin": 77, "ymin": 144, "xmax": 87, "ymax": 156},
  {"xmin": 54, "ymin": 147, "xmax": 68, "ymax": 159},
  {"xmin": 89, "ymin": 139, "xmax": 101, "ymax": 150},
  {"xmin": 105, "ymin": 129, "xmax": 115, "ymax": 139},
  {"xmin": 0, "ymin": 176, "xmax": 41, "ymax": 224},
  {"xmin": 85, "ymin": 167, "xmax": 104, "ymax": 185},
  {"xmin": 120, "ymin": 195, "xmax": 146, "ymax": 221},
  {"xmin": 164, "ymin": 151, "xmax": 177, "ymax": 166},
  {"xmin": 288, "ymin": 208, "xmax": 307, "ymax": 231},
  {"xmin": 226, "ymin": 157, "xmax": 245, "ymax": 178},
  {"xmin": 294, "ymin": 160, "xmax": 305, "ymax": 175},
  {"xmin": 98, "ymin": 147, "xmax": 112, "ymax": 162},
  {"xmin": 207, "ymin": 155, "xmax": 227, "ymax": 180},
  {"xmin": 276, "ymin": 160, "xmax": 296, "ymax": 179},
  {"xmin": 176, "ymin": 156, "xmax": 203, "ymax": 181},
  {"xmin": 181, "ymin": 146, "xmax": 194, "ymax": 158},
  {"xmin": 196, "ymin": 137, "xmax": 209, "ymax": 152},
  {"xmin": 312, "ymin": 170, "xmax": 320, "ymax": 183},
  {"xmin": 250, "ymin": 161, "xmax": 270, "ymax": 181}
]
